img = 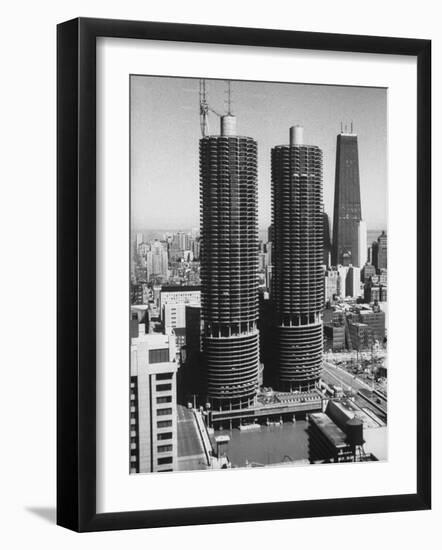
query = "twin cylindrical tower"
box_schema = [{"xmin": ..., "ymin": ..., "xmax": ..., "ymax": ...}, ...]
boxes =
[
  {"xmin": 271, "ymin": 126, "xmax": 324, "ymax": 391},
  {"xmin": 200, "ymin": 120, "xmax": 323, "ymax": 409},
  {"xmin": 200, "ymin": 115, "xmax": 260, "ymax": 410}
]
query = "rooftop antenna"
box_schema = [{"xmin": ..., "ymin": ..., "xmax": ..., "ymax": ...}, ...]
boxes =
[
  {"xmin": 199, "ymin": 79, "xmax": 222, "ymax": 137},
  {"xmin": 351, "ymin": 120, "xmax": 354, "ymax": 133},
  {"xmin": 341, "ymin": 121, "xmax": 343, "ymax": 133},
  {"xmin": 225, "ymin": 80, "xmax": 233, "ymax": 115},
  {"xmin": 199, "ymin": 79, "xmax": 209, "ymax": 137}
]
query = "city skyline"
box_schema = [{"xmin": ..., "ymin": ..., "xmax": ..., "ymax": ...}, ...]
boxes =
[
  {"xmin": 130, "ymin": 75, "xmax": 388, "ymax": 475},
  {"xmin": 131, "ymin": 76, "xmax": 387, "ymax": 232}
]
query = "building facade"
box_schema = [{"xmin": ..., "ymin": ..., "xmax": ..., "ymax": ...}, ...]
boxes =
[
  {"xmin": 130, "ymin": 332, "xmax": 178, "ymax": 473},
  {"xmin": 271, "ymin": 125, "xmax": 323, "ymax": 392},
  {"xmin": 323, "ymin": 211, "xmax": 332, "ymax": 267},
  {"xmin": 377, "ymin": 230, "xmax": 388, "ymax": 270},
  {"xmin": 357, "ymin": 220, "xmax": 367, "ymax": 267},
  {"xmin": 200, "ymin": 114, "xmax": 260, "ymax": 410},
  {"xmin": 332, "ymin": 131, "xmax": 362, "ymax": 267},
  {"xmin": 346, "ymin": 266, "xmax": 362, "ymax": 298}
]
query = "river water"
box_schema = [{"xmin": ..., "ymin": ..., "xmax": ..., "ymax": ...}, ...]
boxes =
[{"xmin": 217, "ymin": 421, "xmax": 309, "ymax": 467}]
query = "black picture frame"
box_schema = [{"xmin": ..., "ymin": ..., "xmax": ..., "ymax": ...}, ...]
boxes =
[{"xmin": 57, "ymin": 17, "xmax": 431, "ymax": 532}]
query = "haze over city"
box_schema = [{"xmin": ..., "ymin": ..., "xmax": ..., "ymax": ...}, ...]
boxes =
[{"xmin": 131, "ymin": 76, "xmax": 387, "ymax": 232}]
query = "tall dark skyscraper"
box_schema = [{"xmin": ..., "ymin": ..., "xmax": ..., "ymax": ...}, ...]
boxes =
[
  {"xmin": 323, "ymin": 210, "xmax": 332, "ymax": 266},
  {"xmin": 332, "ymin": 130, "xmax": 362, "ymax": 266},
  {"xmin": 199, "ymin": 114, "xmax": 260, "ymax": 410},
  {"xmin": 271, "ymin": 125, "xmax": 324, "ymax": 392}
]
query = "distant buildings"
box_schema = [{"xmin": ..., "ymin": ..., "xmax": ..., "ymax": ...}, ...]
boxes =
[
  {"xmin": 130, "ymin": 332, "xmax": 178, "ymax": 473},
  {"xmin": 359, "ymin": 305, "xmax": 386, "ymax": 342},
  {"xmin": 346, "ymin": 266, "xmax": 361, "ymax": 298},
  {"xmin": 148, "ymin": 241, "xmax": 169, "ymax": 280},
  {"xmin": 377, "ymin": 230, "xmax": 388, "ymax": 270},
  {"xmin": 357, "ymin": 220, "xmax": 367, "ymax": 267},
  {"xmin": 361, "ymin": 263, "xmax": 376, "ymax": 282},
  {"xmin": 271, "ymin": 126, "xmax": 323, "ymax": 392},
  {"xmin": 199, "ymin": 113, "xmax": 260, "ymax": 410},
  {"xmin": 332, "ymin": 129, "xmax": 362, "ymax": 267},
  {"xmin": 324, "ymin": 269, "xmax": 339, "ymax": 303},
  {"xmin": 323, "ymin": 211, "xmax": 332, "ymax": 267},
  {"xmin": 323, "ymin": 302, "xmax": 385, "ymax": 351},
  {"xmin": 159, "ymin": 286, "xmax": 201, "ymax": 333}
]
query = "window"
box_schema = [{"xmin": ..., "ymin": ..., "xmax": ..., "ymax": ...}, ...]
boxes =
[
  {"xmin": 158, "ymin": 432, "xmax": 172, "ymax": 440},
  {"xmin": 156, "ymin": 373, "xmax": 173, "ymax": 381},
  {"xmin": 157, "ymin": 408, "xmax": 172, "ymax": 416},
  {"xmin": 157, "ymin": 444, "xmax": 173, "ymax": 453},
  {"xmin": 157, "ymin": 396, "xmax": 172, "ymax": 404},
  {"xmin": 157, "ymin": 456, "xmax": 173, "ymax": 465},
  {"xmin": 156, "ymin": 383, "xmax": 172, "ymax": 392},
  {"xmin": 149, "ymin": 348, "xmax": 169, "ymax": 364},
  {"xmin": 157, "ymin": 420, "xmax": 172, "ymax": 428}
]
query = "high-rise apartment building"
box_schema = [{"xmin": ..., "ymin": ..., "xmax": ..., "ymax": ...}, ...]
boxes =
[
  {"xmin": 271, "ymin": 125, "xmax": 323, "ymax": 392},
  {"xmin": 130, "ymin": 332, "xmax": 178, "ymax": 473},
  {"xmin": 332, "ymin": 130, "xmax": 362, "ymax": 267},
  {"xmin": 200, "ymin": 114, "xmax": 260, "ymax": 410}
]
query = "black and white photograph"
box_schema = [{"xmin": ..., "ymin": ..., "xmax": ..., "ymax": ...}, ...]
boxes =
[{"xmin": 129, "ymin": 76, "xmax": 388, "ymax": 474}]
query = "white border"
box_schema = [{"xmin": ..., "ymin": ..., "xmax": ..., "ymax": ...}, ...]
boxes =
[{"xmin": 97, "ymin": 37, "xmax": 417, "ymax": 513}]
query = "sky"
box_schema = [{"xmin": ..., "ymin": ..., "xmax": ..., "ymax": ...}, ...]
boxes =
[{"xmin": 131, "ymin": 75, "xmax": 387, "ymax": 233}]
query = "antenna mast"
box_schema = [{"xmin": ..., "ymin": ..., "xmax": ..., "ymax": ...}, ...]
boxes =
[
  {"xmin": 199, "ymin": 79, "xmax": 209, "ymax": 137},
  {"xmin": 199, "ymin": 79, "xmax": 223, "ymax": 137},
  {"xmin": 226, "ymin": 80, "xmax": 233, "ymax": 115}
]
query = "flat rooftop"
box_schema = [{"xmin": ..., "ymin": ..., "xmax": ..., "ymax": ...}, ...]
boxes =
[{"xmin": 309, "ymin": 413, "xmax": 348, "ymax": 448}]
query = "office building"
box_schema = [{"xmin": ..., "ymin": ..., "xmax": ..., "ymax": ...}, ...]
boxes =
[
  {"xmin": 377, "ymin": 231, "xmax": 388, "ymax": 270},
  {"xmin": 163, "ymin": 303, "xmax": 187, "ymax": 334},
  {"xmin": 130, "ymin": 332, "xmax": 178, "ymax": 473},
  {"xmin": 357, "ymin": 220, "xmax": 367, "ymax": 267},
  {"xmin": 324, "ymin": 269, "xmax": 339, "ymax": 303},
  {"xmin": 200, "ymin": 112, "xmax": 260, "ymax": 410},
  {"xmin": 271, "ymin": 125, "xmax": 323, "ymax": 392},
  {"xmin": 160, "ymin": 286, "xmax": 201, "ymax": 312},
  {"xmin": 371, "ymin": 240, "xmax": 379, "ymax": 269},
  {"xmin": 308, "ymin": 413, "xmax": 355, "ymax": 463},
  {"xmin": 348, "ymin": 321, "xmax": 370, "ymax": 350},
  {"xmin": 336, "ymin": 265, "xmax": 349, "ymax": 298},
  {"xmin": 146, "ymin": 241, "xmax": 169, "ymax": 281},
  {"xmin": 346, "ymin": 266, "xmax": 361, "ymax": 298},
  {"xmin": 332, "ymin": 129, "xmax": 362, "ymax": 267},
  {"xmin": 323, "ymin": 211, "xmax": 332, "ymax": 266},
  {"xmin": 359, "ymin": 307, "xmax": 386, "ymax": 342},
  {"xmin": 364, "ymin": 281, "xmax": 381, "ymax": 303},
  {"xmin": 324, "ymin": 323, "xmax": 346, "ymax": 351},
  {"xmin": 361, "ymin": 263, "xmax": 376, "ymax": 282}
]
